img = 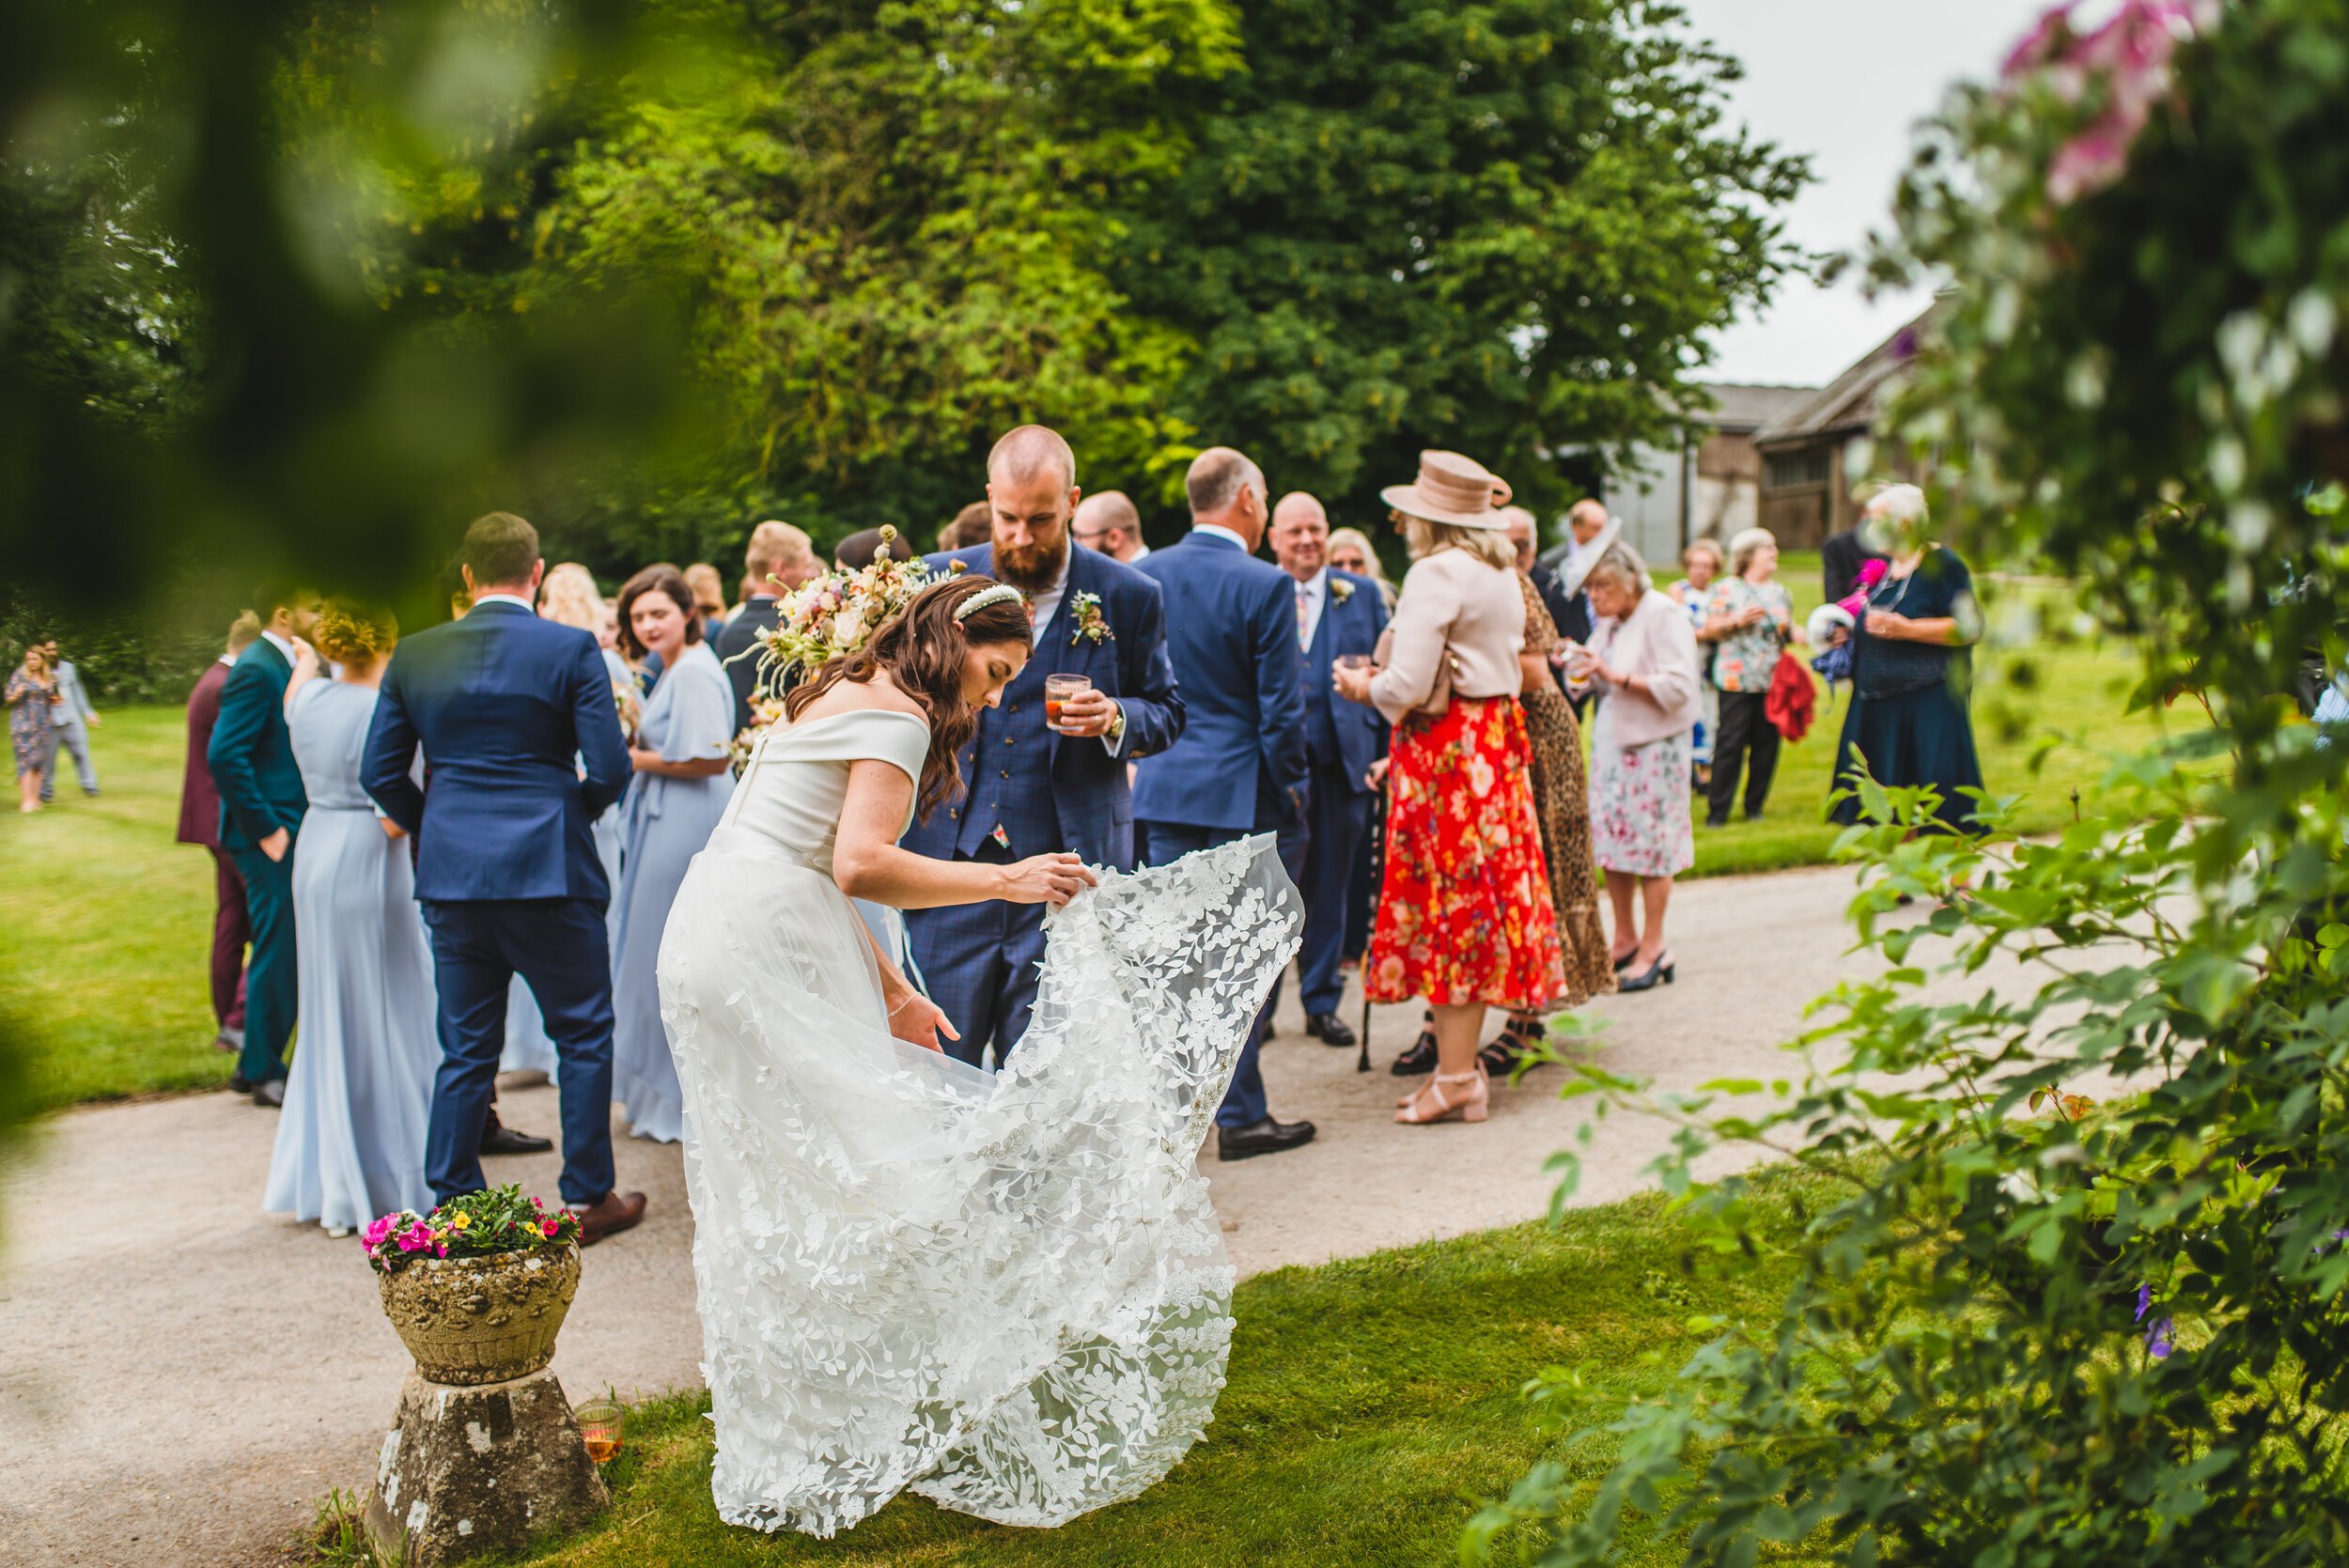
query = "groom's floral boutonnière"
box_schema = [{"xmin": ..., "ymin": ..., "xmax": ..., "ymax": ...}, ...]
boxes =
[
  {"xmin": 1067, "ymin": 590, "xmax": 1113, "ymax": 646},
  {"xmin": 1329, "ymin": 577, "xmax": 1356, "ymax": 605}
]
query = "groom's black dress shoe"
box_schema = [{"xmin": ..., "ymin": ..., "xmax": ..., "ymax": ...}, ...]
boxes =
[
  {"xmin": 568, "ymin": 1188, "xmax": 648, "ymax": 1247},
  {"xmin": 1304, "ymin": 1012, "xmax": 1357, "ymax": 1048},
  {"xmin": 481, "ymin": 1124, "xmax": 554, "ymax": 1157},
  {"xmin": 251, "ymin": 1078, "xmax": 287, "ymax": 1109},
  {"xmin": 1217, "ymin": 1117, "xmax": 1316, "ymax": 1162}
]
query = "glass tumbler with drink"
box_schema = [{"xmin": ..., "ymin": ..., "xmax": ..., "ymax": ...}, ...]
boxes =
[{"xmin": 1044, "ymin": 673, "xmax": 1094, "ymax": 732}]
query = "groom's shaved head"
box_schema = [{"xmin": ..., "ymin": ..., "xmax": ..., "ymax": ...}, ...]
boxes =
[{"xmin": 987, "ymin": 425, "xmax": 1077, "ymax": 491}]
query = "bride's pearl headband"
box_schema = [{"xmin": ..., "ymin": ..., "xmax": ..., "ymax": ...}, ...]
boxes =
[{"xmin": 954, "ymin": 583, "xmax": 1025, "ymax": 622}]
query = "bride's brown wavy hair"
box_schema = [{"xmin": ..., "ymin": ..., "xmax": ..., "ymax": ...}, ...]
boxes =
[{"xmin": 783, "ymin": 574, "xmax": 1032, "ymax": 819}]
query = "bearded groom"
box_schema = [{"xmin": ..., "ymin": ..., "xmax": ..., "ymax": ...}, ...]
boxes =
[{"xmin": 903, "ymin": 425, "xmax": 1185, "ymax": 1070}]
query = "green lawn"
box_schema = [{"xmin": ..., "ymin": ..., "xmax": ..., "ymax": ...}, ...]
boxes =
[
  {"xmin": 0, "ymin": 704, "xmax": 230, "ymax": 1111},
  {"xmin": 0, "ymin": 576, "xmax": 2186, "ymax": 1110},
  {"xmin": 503, "ymin": 1178, "xmax": 1818, "ymax": 1567}
]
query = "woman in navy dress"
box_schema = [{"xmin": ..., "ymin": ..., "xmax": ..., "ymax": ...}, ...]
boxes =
[
  {"xmin": 264, "ymin": 600, "xmax": 439, "ymax": 1234},
  {"xmin": 1828, "ymin": 485, "xmax": 1986, "ymax": 834},
  {"xmin": 610, "ymin": 566, "xmax": 738, "ymax": 1142}
]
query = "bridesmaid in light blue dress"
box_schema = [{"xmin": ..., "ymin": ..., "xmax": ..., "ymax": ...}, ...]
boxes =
[
  {"xmin": 503, "ymin": 565, "xmax": 637, "ymax": 1076},
  {"xmin": 610, "ymin": 569, "xmax": 738, "ymax": 1142},
  {"xmin": 264, "ymin": 608, "xmax": 439, "ymax": 1234}
]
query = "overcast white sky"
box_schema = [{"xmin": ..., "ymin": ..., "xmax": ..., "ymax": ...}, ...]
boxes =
[{"xmin": 1674, "ymin": 0, "xmax": 2055, "ymax": 387}]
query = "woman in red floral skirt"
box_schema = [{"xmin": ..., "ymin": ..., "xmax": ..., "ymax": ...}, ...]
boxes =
[{"xmin": 1333, "ymin": 451, "xmax": 1567, "ymax": 1126}]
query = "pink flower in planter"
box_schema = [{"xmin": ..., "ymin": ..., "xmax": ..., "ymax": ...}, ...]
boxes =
[
  {"xmin": 397, "ymin": 1221, "xmax": 436, "ymax": 1253},
  {"xmin": 363, "ymin": 1215, "xmax": 397, "ymax": 1251},
  {"xmin": 541, "ymin": 1218, "xmax": 562, "ymax": 1238}
]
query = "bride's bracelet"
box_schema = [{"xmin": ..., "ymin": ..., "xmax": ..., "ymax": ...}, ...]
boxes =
[{"xmin": 886, "ymin": 994, "xmax": 923, "ymax": 1019}]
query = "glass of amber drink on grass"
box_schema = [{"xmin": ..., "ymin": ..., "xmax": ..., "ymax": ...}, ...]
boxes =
[
  {"xmin": 575, "ymin": 1399, "xmax": 623, "ymax": 1463},
  {"xmin": 1044, "ymin": 673, "xmax": 1093, "ymax": 731}
]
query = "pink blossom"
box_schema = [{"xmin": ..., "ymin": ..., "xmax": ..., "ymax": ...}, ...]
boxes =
[
  {"xmin": 434, "ymin": 1242, "xmax": 449, "ymax": 1258},
  {"xmin": 2007, "ymin": 0, "xmax": 2212, "ymax": 206},
  {"xmin": 363, "ymin": 1215, "xmax": 397, "ymax": 1250},
  {"xmin": 541, "ymin": 1218, "xmax": 562, "ymax": 1238},
  {"xmin": 2000, "ymin": 2, "xmax": 2081, "ymax": 80},
  {"xmin": 397, "ymin": 1221, "xmax": 436, "ymax": 1253}
]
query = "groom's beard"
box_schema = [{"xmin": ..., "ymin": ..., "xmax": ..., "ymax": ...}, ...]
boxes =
[{"xmin": 995, "ymin": 535, "xmax": 1069, "ymax": 595}]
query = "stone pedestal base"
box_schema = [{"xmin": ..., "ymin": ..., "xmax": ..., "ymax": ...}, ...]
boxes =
[{"xmin": 365, "ymin": 1368, "xmax": 608, "ymax": 1566}]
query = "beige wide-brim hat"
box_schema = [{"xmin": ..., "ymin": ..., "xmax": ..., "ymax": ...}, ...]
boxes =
[{"xmin": 1379, "ymin": 449, "xmax": 1514, "ymax": 530}]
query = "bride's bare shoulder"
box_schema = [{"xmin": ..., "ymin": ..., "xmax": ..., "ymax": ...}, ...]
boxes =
[{"xmin": 791, "ymin": 672, "xmax": 927, "ymax": 725}]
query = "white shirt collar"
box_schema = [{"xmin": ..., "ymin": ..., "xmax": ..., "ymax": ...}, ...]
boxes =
[
  {"xmin": 470, "ymin": 592, "xmax": 536, "ymax": 613},
  {"xmin": 218, "ymin": 653, "xmax": 238, "ymax": 667},
  {"xmin": 1192, "ymin": 524, "xmax": 1252, "ymax": 554},
  {"xmin": 260, "ymin": 629, "xmax": 296, "ymax": 663},
  {"xmin": 1127, "ymin": 541, "xmax": 1152, "ymax": 563}
]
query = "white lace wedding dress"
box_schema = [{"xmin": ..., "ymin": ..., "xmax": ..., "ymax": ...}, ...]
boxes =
[{"xmin": 657, "ymin": 708, "xmax": 1301, "ymax": 1537}]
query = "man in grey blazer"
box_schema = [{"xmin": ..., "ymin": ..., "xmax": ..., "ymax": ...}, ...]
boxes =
[{"xmin": 39, "ymin": 639, "xmax": 100, "ymax": 800}]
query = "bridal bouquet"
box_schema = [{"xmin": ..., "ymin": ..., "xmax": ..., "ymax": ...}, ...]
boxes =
[
  {"xmin": 728, "ymin": 526, "xmax": 964, "ymax": 768},
  {"xmin": 363, "ymin": 1186, "xmax": 581, "ymax": 1274}
]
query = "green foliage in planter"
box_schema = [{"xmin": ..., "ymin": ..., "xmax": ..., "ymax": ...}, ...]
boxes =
[{"xmin": 1471, "ymin": 6, "xmax": 2349, "ymax": 1564}]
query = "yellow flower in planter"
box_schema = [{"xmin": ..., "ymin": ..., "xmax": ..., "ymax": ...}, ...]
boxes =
[{"xmin": 449, "ymin": 1211, "xmax": 472, "ymax": 1232}]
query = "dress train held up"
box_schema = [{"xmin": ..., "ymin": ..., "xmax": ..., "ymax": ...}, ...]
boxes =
[{"xmin": 658, "ymin": 710, "xmax": 1300, "ymax": 1535}]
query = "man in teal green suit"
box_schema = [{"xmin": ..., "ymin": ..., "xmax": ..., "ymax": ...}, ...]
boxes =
[{"xmin": 207, "ymin": 586, "xmax": 319, "ymax": 1106}]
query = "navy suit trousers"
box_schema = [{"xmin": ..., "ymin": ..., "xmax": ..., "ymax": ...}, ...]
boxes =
[
  {"xmin": 909, "ymin": 844, "xmax": 1050, "ymax": 1072},
  {"xmin": 1298, "ymin": 759, "xmax": 1372, "ymax": 1017},
  {"xmin": 420, "ymin": 898, "xmax": 617, "ymax": 1208},
  {"xmin": 1140, "ymin": 820, "xmax": 1307, "ymax": 1128},
  {"xmin": 228, "ymin": 837, "xmax": 298, "ymax": 1085}
]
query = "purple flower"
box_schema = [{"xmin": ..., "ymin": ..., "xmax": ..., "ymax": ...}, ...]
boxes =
[{"xmin": 2135, "ymin": 1282, "xmax": 2175, "ymax": 1359}]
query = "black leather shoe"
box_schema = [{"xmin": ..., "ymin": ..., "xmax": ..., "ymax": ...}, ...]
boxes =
[
  {"xmin": 481, "ymin": 1124, "xmax": 555, "ymax": 1157},
  {"xmin": 1618, "ymin": 953, "xmax": 1676, "ymax": 993},
  {"xmin": 229, "ymin": 1073, "xmax": 254, "ymax": 1095},
  {"xmin": 1305, "ymin": 1012, "xmax": 1357, "ymax": 1048},
  {"xmin": 1390, "ymin": 1029, "xmax": 1439, "ymax": 1077},
  {"xmin": 252, "ymin": 1078, "xmax": 287, "ymax": 1108},
  {"xmin": 1217, "ymin": 1117, "xmax": 1316, "ymax": 1161}
]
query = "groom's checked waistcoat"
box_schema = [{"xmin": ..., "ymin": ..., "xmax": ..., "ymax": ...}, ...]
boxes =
[{"xmin": 900, "ymin": 542, "xmax": 1183, "ymax": 871}]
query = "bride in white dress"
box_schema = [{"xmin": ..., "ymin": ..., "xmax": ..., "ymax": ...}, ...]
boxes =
[{"xmin": 658, "ymin": 574, "xmax": 1300, "ymax": 1537}]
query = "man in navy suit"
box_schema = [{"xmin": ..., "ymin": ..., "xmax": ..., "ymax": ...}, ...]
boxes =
[
  {"xmin": 362, "ymin": 512, "xmax": 646, "ymax": 1244},
  {"xmin": 1268, "ymin": 491, "xmax": 1390, "ymax": 1049},
  {"xmin": 903, "ymin": 426, "xmax": 1185, "ymax": 1071},
  {"xmin": 1134, "ymin": 447, "xmax": 1317, "ymax": 1162},
  {"xmin": 206, "ymin": 587, "xmax": 319, "ymax": 1106}
]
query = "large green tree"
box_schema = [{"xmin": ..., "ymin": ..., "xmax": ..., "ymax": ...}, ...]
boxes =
[{"xmin": 1128, "ymin": 0, "xmax": 1809, "ymax": 530}]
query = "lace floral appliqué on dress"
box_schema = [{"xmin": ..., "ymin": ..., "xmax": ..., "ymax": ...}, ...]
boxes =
[{"xmin": 658, "ymin": 713, "xmax": 1300, "ymax": 1538}]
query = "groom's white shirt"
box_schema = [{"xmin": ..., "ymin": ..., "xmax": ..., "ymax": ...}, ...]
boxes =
[
  {"xmin": 471, "ymin": 592, "xmax": 536, "ymax": 613},
  {"xmin": 260, "ymin": 629, "xmax": 296, "ymax": 665}
]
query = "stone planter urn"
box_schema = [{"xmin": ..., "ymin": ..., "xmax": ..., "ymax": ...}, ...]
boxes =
[
  {"xmin": 377, "ymin": 1244, "xmax": 582, "ymax": 1385},
  {"xmin": 365, "ymin": 1242, "xmax": 606, "ymax": 1564}
]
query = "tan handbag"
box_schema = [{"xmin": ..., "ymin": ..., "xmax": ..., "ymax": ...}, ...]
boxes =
[{"xmin": 1373, "ymin": 626, "xmax": 1463, "ymax": 726}]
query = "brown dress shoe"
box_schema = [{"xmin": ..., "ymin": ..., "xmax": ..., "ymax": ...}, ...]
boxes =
[{"xmin": 567, "ymin": 1189, "xmax": 647, "ymax": 1247}]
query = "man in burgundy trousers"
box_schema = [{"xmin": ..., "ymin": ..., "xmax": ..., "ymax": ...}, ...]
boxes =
[{"xmin": 179, "ymin": 613, "xmax": 262, "ymax": 1078}]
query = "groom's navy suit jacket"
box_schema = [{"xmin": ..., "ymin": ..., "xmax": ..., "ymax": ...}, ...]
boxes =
[
  {"xmin": 901, "ymin": 543, "xmax": 1182, "ymax": 872},
  {"xmin": 362, "ymin": 600, "xmax": 631, "ymax": 904},
  {"xmin": 1133, "ymin": 531, "xmax": 1311, "ymax": 833}
]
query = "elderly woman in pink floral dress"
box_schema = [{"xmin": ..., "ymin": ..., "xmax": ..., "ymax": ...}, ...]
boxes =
[{"xmin": 1565, "ymin": 542, "xmax": 1703, "ymax": 995}]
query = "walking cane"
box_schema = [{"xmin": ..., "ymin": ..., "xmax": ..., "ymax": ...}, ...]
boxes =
[{"xmin": 1356, "ymin": 777, "xmax": 1386, "ymax": 1073}]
